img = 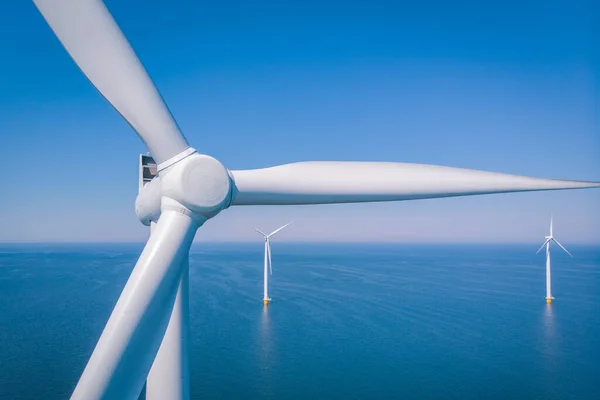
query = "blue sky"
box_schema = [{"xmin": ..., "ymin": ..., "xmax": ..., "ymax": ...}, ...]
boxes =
[{"xmin": 0, "ymin": 0, "xmax": 598, "ymax": 243}]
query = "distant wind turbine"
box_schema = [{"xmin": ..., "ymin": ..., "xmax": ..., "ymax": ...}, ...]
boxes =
[
  {"xmin": 536, "ymin": 215, "xmax": 572, "ymax": 304},
  {"xmin": 254, "ymin": 222, "xmax": 292, "ymax": 306}
]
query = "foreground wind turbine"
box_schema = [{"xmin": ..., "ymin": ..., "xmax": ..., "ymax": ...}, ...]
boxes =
[
  {"xmin": 254, "ymin": 222, "xmax": 292, "ymax": 306},
  {"xmin": 536, "ymin": 216, "xmax": 573, "ymax": 304},
  {"xmin": 30, "ymin": 1, "xmax": 600, "ymax": 399}
]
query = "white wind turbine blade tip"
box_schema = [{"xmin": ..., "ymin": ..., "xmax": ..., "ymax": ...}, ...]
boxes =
[
  {"xmin": 268, "ymin": 221, "xmax": 293, "ymax": 238},
  {"xmin": 552, "ymin": 238, "xmax": 573, "ymax": 258}
]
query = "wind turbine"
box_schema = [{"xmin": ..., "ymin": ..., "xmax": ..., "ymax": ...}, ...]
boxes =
[
  {"xmin": 536, "ymin": 216, "xmax": 573, "ymax": 304},
  {"xmin": 29, "ymin": 1, "xmax": 600, "ymax": 399},
  {"xmin": 254, "ymin": 222, "xmax": 292, "ymax": 306}
]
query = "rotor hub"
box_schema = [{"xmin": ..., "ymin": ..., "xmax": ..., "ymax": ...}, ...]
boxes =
[{"xmin": 136, "ymin": 151, "xmax": 233, "ymax": 224}]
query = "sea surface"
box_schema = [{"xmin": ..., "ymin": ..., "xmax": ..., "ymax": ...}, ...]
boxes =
[{"xmin": 0, "ymin": 243, "xmax": 599, "ymax": 400}]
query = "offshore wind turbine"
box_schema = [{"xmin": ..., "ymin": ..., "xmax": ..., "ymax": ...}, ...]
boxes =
[
  {"xmin": 536, "ymin": 216, "xmax": 572, "ymax": 304},
  {"xmin": 29, "ymin": 1, "xmax": 600, "ymax": 399},
  {"xmin": 254, "ymin": 222, "xmax": 292, "ymax": 306}
]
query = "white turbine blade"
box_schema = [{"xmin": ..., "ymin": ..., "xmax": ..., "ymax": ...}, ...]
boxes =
[
  {"xmin": 268, "ymin": 221, "xmax": 293, "ymax": 237},
  {"xmin": 230, "ymin": 162, "xmax": 600, "ymax": 205},
  {"xmin": 267, "ymin": 240, "xmax": 273, "ymax": 275},
  {"xmin": 71, "ymin": 210, "xmax": 199, "ymax": 400},
  {"xmin": 552, "ymin": 238, "xmax": 573, "ymax": 258},
  {"xmin": 254, "ymin": 228, "xmax": 268, "ymax": 237},
  {"xmin": 536, "ymin": 239, "xmax": 551, "ymax": 254},
  {"xmin": 32, "ymin": 0, "xmax": 191, "ymax": 165},
  {"xmin": 550, "ymin": 214, "xmax": 554, "ymax": 237}
]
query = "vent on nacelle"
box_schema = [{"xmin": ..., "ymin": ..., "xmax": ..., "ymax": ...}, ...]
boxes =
[{"xmin": 139, "ymin": 154, "xmax": 157, "ymax": 192}]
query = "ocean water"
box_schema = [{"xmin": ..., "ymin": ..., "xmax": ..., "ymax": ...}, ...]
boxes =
[{"xmin": 0, "ymin": 243, "xmax": 599, "ymax": 400}]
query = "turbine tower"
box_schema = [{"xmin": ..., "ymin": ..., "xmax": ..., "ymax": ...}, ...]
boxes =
[
  {"xmin": 30, "ymin": 1, "xmax": 600, "ymax": 399},
  {"xmin": 254, "ymin": 222, "xmax": 292, "ymax": 306},
  {"xmin": 536, "ymin": 216, "xmax": 573, "ymax": 304}
]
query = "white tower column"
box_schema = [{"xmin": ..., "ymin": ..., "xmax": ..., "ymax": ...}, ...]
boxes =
[
  {"xmin": 263, "ymin": 240, "xmax": 270, "ymax": 306},
  {"xmin": 545, "ymin": 243, "xmax": 553, "ymax": 304}
]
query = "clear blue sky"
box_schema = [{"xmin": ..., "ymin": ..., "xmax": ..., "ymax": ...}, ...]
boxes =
[{"xmin": 1, "ymin": 0, "xmax": 598, "ymax": 243}]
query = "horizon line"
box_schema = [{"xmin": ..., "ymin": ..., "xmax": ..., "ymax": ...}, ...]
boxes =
[{"xmin": 1, "ymin": 240, "xmax": 599, "ymax": 246}]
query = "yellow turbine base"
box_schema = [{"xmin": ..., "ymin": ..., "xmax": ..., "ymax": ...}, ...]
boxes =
[
  {"xmin": 546, "ymin": 298, "xmax": 553, "ymax": 304},
  {"xmin": 263, "ymin": 299, "xmax": 270, "ymax": 306}
]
